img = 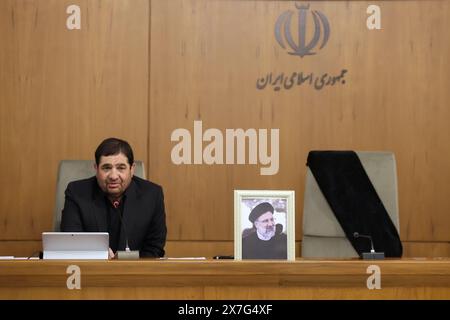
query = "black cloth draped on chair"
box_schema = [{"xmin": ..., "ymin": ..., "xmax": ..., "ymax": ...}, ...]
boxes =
[{"xmin": 307, "ymin": 151, "xmax": 403, "ymax": 257}]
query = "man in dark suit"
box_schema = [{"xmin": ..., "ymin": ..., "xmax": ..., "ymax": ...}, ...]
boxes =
[
  {"xmin": 242, "ymin": 202, "xmax": 287, "ymax": 259},
  {"xmin": 60, "ymin": 138, "xmax": 167, "ymax": 258}
]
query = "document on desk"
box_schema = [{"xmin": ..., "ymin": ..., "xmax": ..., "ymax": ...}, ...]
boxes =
[
  {"xmin": 159, "ymin": 257, "xmax": 206, "ymax": 260},
  {"xmin": 0, "ymin": 256, "xmax": 39, "ymax": 260}
]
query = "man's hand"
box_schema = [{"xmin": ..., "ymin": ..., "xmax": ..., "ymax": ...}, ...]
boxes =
[{"xmin": 108, "ymin": 248, "xmax": 116, "ymax": 259}]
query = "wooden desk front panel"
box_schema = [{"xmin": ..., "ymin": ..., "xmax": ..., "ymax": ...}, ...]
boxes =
[{"xmin": 0, "ymin": 259, "xmax": 449, "ymax": 299}]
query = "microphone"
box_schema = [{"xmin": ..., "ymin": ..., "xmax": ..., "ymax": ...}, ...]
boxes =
[
  {"xmin": 353, "ymin": 232, "xmax": 385, "ymax": 260},
  {"xmin": 113, "ymin": 200, "xmax": 139, "ymax": 260}
]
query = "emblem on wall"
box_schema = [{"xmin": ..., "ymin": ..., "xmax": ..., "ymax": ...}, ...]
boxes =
[{"xmin": 275, "ymin": 4, "xmax": 330, "ymax": 57}]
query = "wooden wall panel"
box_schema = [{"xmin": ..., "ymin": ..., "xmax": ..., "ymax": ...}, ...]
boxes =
[
  {"xmin": 1, "ymin": 0, "xmax": 449, "ymax": 257},
  {"xmin": 150, "ymin": 0, "xmax": 450, "ymax": 244},
  {"xmin": 0, "ymin": 0, "xmax": 149, "ymax": 239}
]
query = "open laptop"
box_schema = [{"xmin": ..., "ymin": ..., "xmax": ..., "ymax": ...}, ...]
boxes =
[{"xmin": 42, "ymin": 232, "xmax": 109, "ymax": 260}]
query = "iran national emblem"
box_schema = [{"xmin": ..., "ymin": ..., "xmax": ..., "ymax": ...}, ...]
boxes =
[{"xmin": 275, "ymin": 4, "xmax": 330, "ymax": 58}]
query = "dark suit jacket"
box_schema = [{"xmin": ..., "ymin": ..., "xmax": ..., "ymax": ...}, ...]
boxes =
[
  {"xmin": 242, "ymin": 230, "xmax": 287, "ymax": 259},
  {"xmin": 60, "ymin": 176, "xmax": 167, "ymax": 257}
]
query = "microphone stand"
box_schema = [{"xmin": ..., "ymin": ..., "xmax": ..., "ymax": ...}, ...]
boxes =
[
  {"xmin": 113, "ymin": 200, "xmax": 139, "ymax": 260},
  {"xmin": 353, "ymin": 232, "xmax": 385, "ymax": 260}
]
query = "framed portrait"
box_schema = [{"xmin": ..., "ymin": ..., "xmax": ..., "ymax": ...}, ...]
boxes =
[{"xmin": 234, "ymin": 190, "xmax": 295, "ymax": 261}]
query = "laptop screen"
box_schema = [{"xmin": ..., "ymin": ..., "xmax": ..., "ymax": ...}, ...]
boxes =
[{"xmin": 42, "ymin": 232, "xmax": 109, "ymax": 260}]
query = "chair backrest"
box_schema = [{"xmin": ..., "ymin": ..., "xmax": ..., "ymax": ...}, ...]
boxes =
[
  {"xmin": 53, "ymin": 160, "xmax": 146, "ymax": 231},
  {"xmin": 301, "ymin": 151, "xmax": 400, "ymax": 258}
]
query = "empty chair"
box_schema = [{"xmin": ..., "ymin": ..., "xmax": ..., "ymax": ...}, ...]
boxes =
[
  {"xmin": 53, "ymin": 160, "xmax": 146, "ymax": 231},
  {"xmin": 301, "ymin": 151, "xmax": 400, "ymax": 258}
]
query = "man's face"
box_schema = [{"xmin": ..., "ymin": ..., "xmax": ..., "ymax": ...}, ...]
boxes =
[
  {"xmin": 254, "ymin": 211, "xmax": 275, "ymax": 239},
  {"xmin": 95, "ymin": 153, "xmax": 135, "ymax": 199}
]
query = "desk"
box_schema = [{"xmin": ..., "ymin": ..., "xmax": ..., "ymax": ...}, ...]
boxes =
[{"xmin": 0, "ymin": 259, "xmax": 449, "ymax": 299}]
